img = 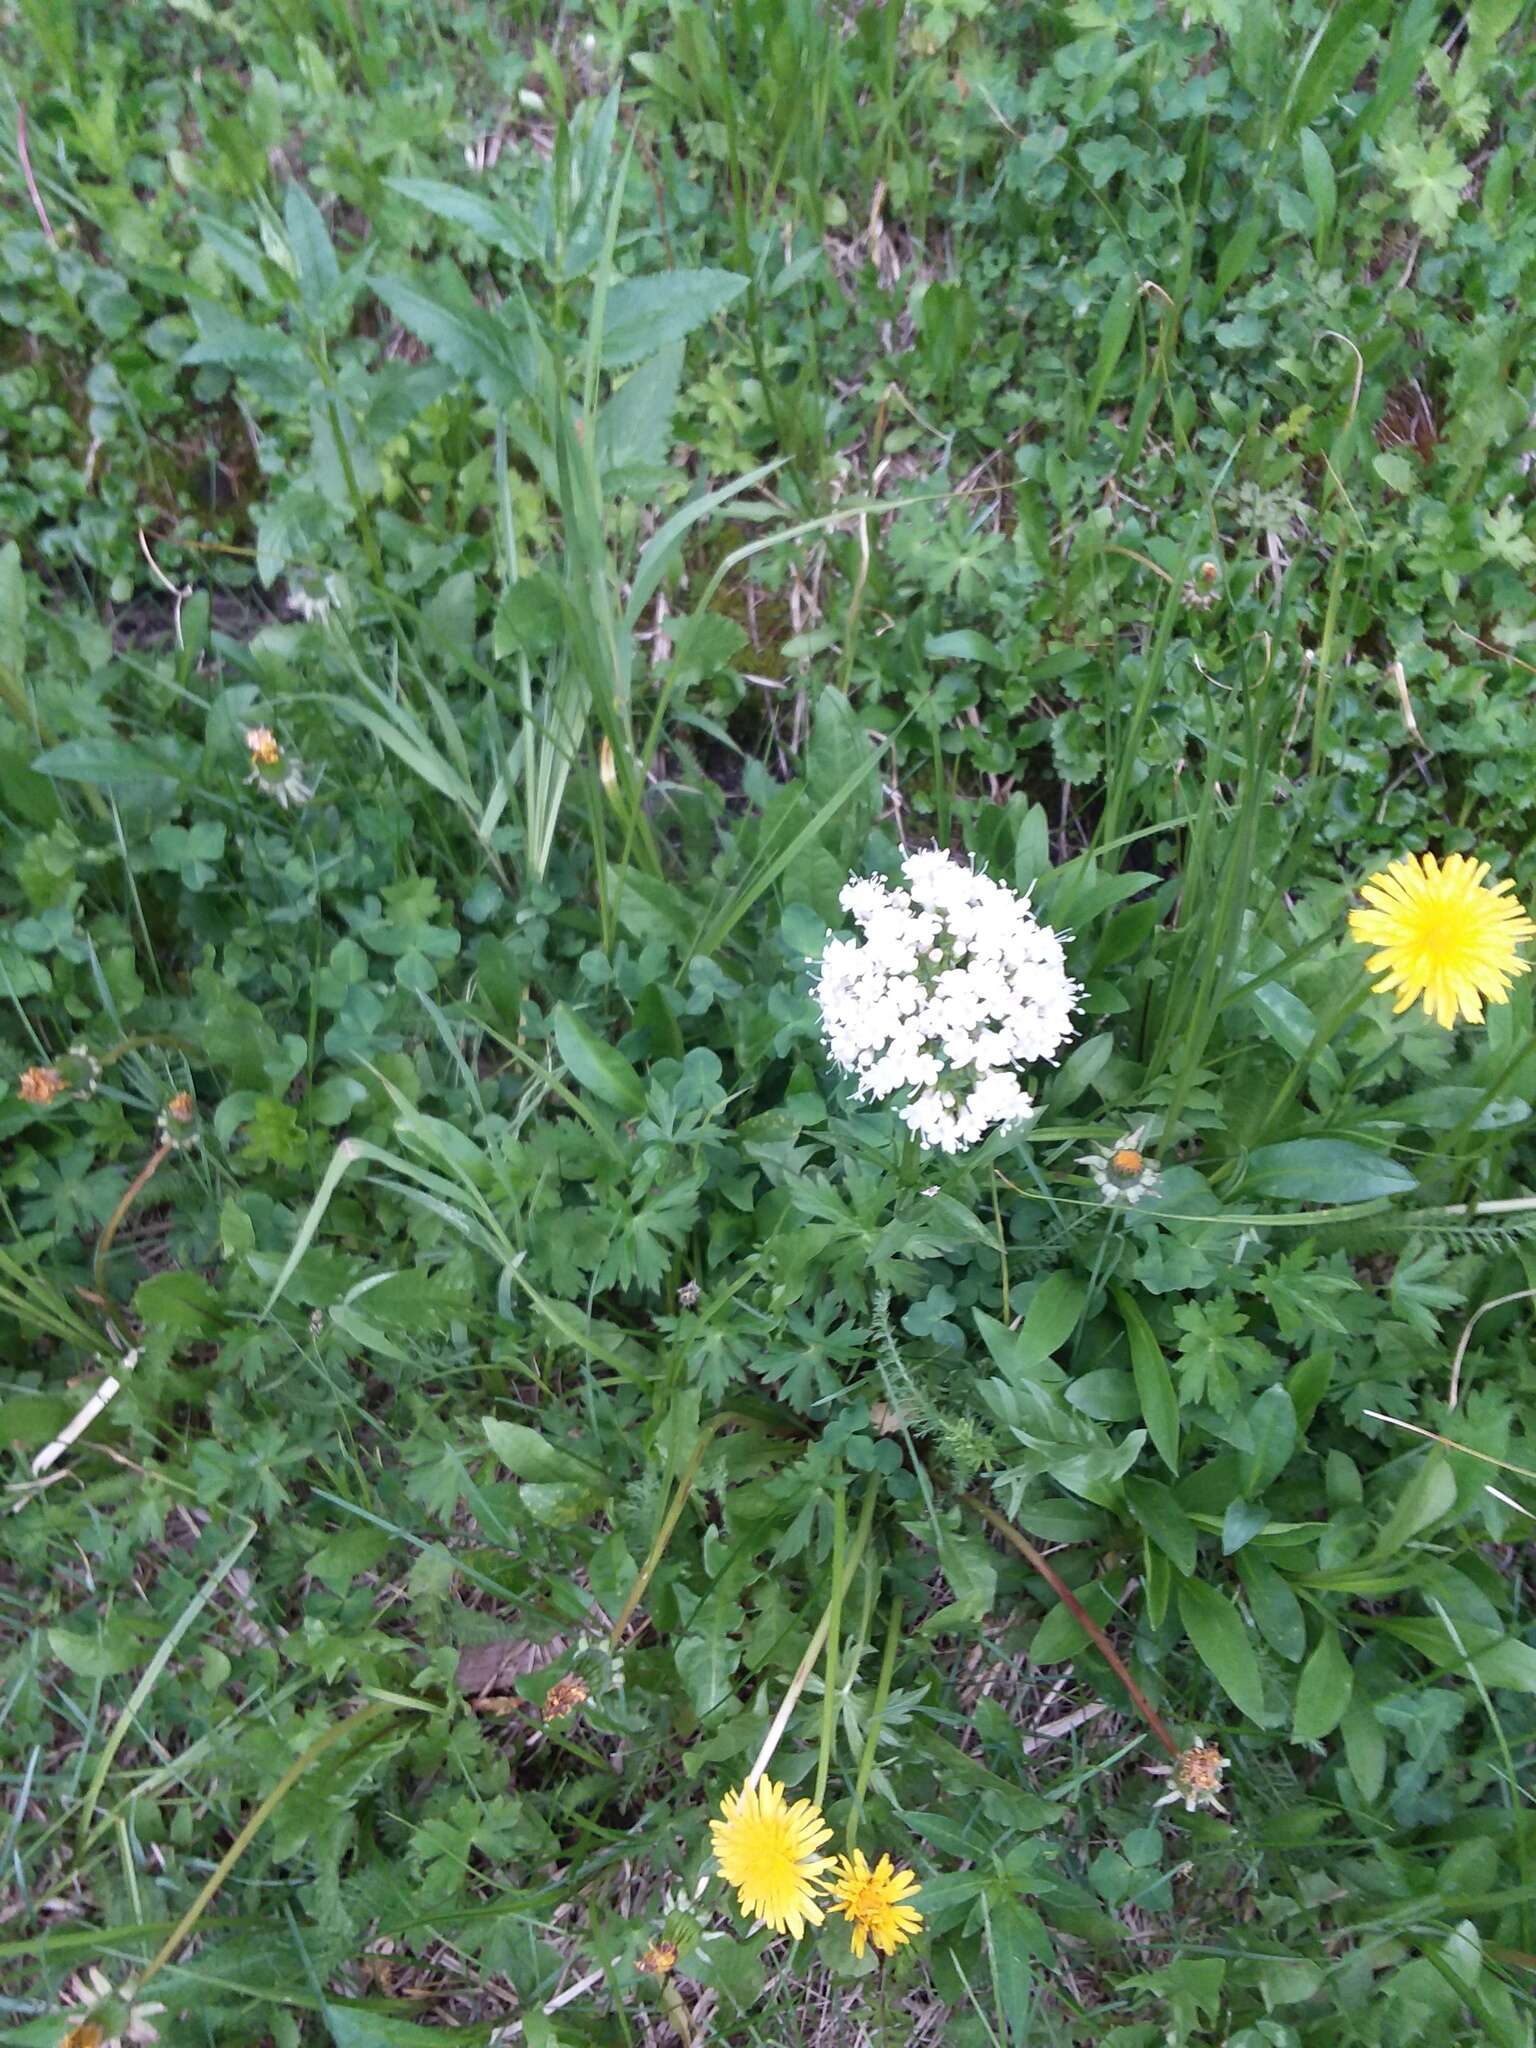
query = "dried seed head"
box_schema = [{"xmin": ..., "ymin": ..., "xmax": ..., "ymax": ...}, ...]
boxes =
[
  {"xmin": 165, "ymin": 1090, "xmax": 196, "ymax": 1124},
  {"xmin": 18, "ymin": 1064, "xmax": 65, "ymax": 1106},
  {"xmin": 244, "ymin": 725, "xmax": 281, "ymax": 767},
  {"xmin": 542, "ymin": 1674, "xmax": 590, "ymax": 1724},
  {"xmin": 1150, "ymin": 1738, "xmax": 1229, "ymax": 1815},
  {"xmin": 636, "ymin": 1939, "xmax": 678, "ymax": 1977}
]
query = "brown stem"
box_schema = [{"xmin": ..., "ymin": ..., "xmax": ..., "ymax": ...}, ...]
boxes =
[
  {"xmin": 94, "ymin": 1145, "xmax": 172, "ymax": 1300},
  {"xmin": 17, "ymin": 104, "xmax": 56, "ymax": 246},
  {"xmin": 962, "ymin": 1492, "xmax": 1179, "ymax": 1759}
]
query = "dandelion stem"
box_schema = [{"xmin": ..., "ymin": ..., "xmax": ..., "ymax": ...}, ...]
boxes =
[
  {"xmin": 961, "ymin": 1493, "xmax": 1179, "ymax": 1759},
  {"xmin": 848, "ymin": 1594, "xmax": 903, "ymax": 1850},
  {"xmin": 812, "ymin": 1488, "xmax": 846, "ymax": 1813},
  {"xmin": 608, "ymin": 1419, "xmax": 727, "ymax": 1649},
  {"xmin": 93, "ymin": 1144, "xmax": 172, "ymax": 1301},
  {"xmin": 746, "ymin": 1479, "xmax": 879, "ymax": 1793},
  {"xmin": 136, "ymin": 1700, "xmax": 398, "ymax": 1992}
]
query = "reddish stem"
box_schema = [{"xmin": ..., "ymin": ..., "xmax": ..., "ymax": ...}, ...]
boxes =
[{"xmin": 963, "ymin": 1492, "xmax": 1179, "ymax": 1759}]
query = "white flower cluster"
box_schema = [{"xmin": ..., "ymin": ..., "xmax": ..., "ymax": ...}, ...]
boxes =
[{"xmin": 815, "ymin": 849, "xmax": 1080, "ymax": 1153}]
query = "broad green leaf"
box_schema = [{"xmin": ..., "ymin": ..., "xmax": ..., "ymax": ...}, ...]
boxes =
[
  {"xmin": 49, "ymin": 1624, "xmax": 152, "ymax": 1679},
  {"xmin": 987, "ymin": 1896, "xmax": 1049, "ymax": 2031},
  {"xmin": 1178, "ymin": 1579, "xmax": 1268, "ymax": 1725},
  {"xmin": 1083, "ymin": 272, "xmax": 1135, "ymax": 419},
  {"xmin": 1114, "ymin": 1288, "xmax": 1179, "ymax": 1475},
  {"xmin": 1243, "ymin": 1385, "xmax": 1297, "ymax": 1495},
  {"xmin": 1244, "ymin": 1139, "xmax": 1417, "ymax": 1203},
  {"xmin": 1214, "ymin": 208, "xmax": 1265, "ymax": 296},
  {"xmin": 325, "ymin": 2006, "xmax": 482, "ymax": 2047},
  {"xmin": 1240, "ymin": 977, "xmax": 1342, "ymax": 1083},
  {"xmin": 599, "ymin": 267, "xmax": 748, "ymax": 368},
  {"xmin": 806, "ymin": 686, "xmax": 877, "ymax": 846},
  {"xmin": 1124, "ymin": 1475, "xmax": 1197, "ymax": 1575},
  {"xmin": 1340, "ymin": 1697, "xmax": 1386, "ymax": 1800},
  {"xmin": 1047, "ymin": 1031, "xmax": 1114, "ymax": 1110},
  {"xmin": 1221, "ymin": 1498, "xmax": 1268, "ymax": 1554},
  {"xmin": 32, "ymin": 738, "xmax": 183, "ymax": 791},
  {"xmin": 1298, "ymin": 129, "xmax": 1336, "ymax": 246},
  {"xmin": 482, "ymin": 1417, "xmax": 608, "ymax": 1489},
  {"xmin": 1236, "ymin": 1553, "xmax": 1306, "ymax": 1663},
  {"xmin": 0, "ymin": 540, "xmax": 24, "ymax": 691},
  {"xmin": 1367, "ymin": 1452, "xmax": 1457, "ymax": 1562},
  {"xmin": 1019, "ymin": 1271, "xmax": 1086, "ymax": 1364},
  {"xmin": 551, "ymin": 1002, "xmax": 646, "ymax": 1116},
  {"xmin": 1292, "ymin": 1622, "xmax": 1353, "ymax": 1741}
]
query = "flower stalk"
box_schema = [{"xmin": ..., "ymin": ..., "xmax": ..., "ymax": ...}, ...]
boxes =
[{"xmin": 962, "ymin": 1492, "xmax": 1178, "ymax": 1759}]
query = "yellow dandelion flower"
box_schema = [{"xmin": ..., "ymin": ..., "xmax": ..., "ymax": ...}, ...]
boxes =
[
  {"xmin": 708, "ymin": 1778, "xmax": 832, "ymax": 1938},
  {"xmin": 827, "ymin": 1848, "xmax": 924, "ymax": 1959},
  {"xmin": 1349, "ymin": 851, "xmax": 1536, "ymax": 1029}
]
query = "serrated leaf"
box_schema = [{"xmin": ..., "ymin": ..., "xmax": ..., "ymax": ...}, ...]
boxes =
[
  {"xmin": 599, "ymin": 267, "xmax": 748, "ymax": 368},
  {"xmin": 384, "ymin": 176, "xmax": 540, "ymax": 261},
  {"xmin": 676, "ymin": 1620, "xmax": 739, "ymax": 1719},
  {"xmin": 373, "ymin": 271, "xmax": 527, "ymax": 406},
  {"xmin": 284, "ymin": 180, "xmax": 339, "ymax": 313},
  {"xmin": 596, "ymin": 343, "xmax": 684, "ymax": 479}
]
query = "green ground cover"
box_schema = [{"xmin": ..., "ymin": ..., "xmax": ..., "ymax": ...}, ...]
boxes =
[{"xmin": 4, "ymin": 2, "xmax": 1536, "ymax": 2042}]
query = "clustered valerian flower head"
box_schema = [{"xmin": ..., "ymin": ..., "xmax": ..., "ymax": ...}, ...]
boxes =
[
  {"xmin": 816, "ymin": 848, "xmax": 1080, "ymax": 1154},
  {"xmin": 1079, "ymin": 1124, "xmax": 1162, "ymax": 1207}
]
